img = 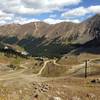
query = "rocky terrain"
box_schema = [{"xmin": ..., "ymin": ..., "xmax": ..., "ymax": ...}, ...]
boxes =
[{"xmin": 0, "ymin": 14, "xmax": 100, "ymax": 42}]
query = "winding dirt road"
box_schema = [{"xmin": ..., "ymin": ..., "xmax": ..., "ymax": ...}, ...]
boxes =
[
  {"xmin": 0, "ymin": 60, "xmax": 52, "ymax": 81},
  {"xmin": 37, "ymin": 60, "xmax": 51, "ymax": 75},
  {"xmin": 0, "ymin": 58, "xmax": 99, "ymax": 81},
  {"xmin": 53, "ymin": 60, "xmax": 68, "ymax": 67}
]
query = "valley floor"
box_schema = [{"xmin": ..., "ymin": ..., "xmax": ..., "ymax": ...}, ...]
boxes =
[{"xmin": 0, "ymin": 53, "xmax": 100, "ymax": 100}]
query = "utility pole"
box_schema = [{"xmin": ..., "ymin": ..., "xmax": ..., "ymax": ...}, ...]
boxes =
[{"xmin": 85, "ymin": 60, "xmax": 88, "ymax": 78}]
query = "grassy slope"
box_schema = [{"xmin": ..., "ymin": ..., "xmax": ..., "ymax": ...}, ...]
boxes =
[
  {"xmin": 0, "ymin": 53, "xmax": 44, "ymax": 74},
  {"xmin": 41, "ymin": 62, "xmax": 67, "ymax": 77}
]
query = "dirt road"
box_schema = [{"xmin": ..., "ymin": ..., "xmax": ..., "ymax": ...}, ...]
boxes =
[{"xmin": 0, "ymin": 58, "xmax": 99, "ymax": 81}]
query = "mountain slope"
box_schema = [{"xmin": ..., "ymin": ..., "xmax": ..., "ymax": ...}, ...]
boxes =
[{"xmin": 0, "ymin": 14, "xmax": 100, "ymax": 57}]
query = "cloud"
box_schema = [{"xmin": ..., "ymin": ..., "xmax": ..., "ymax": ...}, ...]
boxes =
[
  {"xmin": 62, "ymin": 7, "xmax": 88, "ymax": 17},
  {"xmin": 0, "ymin": 0, "xmax": 82, "ymax": 25},
  {"xmin": 0, "ymin": 10, "xmax": 14, "ymax": 18},
  {"xmin": 22, "ymin": 0, "xmax": 81, "ymax": 8},
  {"xmin": 0, "ymin": 15, "xmax": 40, "ymax": 25},
  {"xmin": 0, "ymin": 10, "xmax": 14, "ymax": 25},
  {"xmin": 0, "ymin": 16, "xmax": 12, "ymax": 20},
  {"xmin": 0, "ymin": 20, "xmax": 6, "ymax": 25},
  {"xmin": 0, "ymin": 15, "xmax": 80, "ymax": 25},
  {"xmin": 43, "ymin": 18, "xmax": 80, "ymax": 24},
  {"xmin": 62, "ymin": 5, "xmax": 100, "ymax": 18},
  {"xmin": 0, "ymin": 0, "xmax": 81, "ymax": 15},
  {"xmin": 0, "ymin": 0, "xmax": 100, "ymax": 25},
  {"xmin": 88, "ymin": 5, "xmax": 100, "ymax": 13},
  {"xmin": 13, "ymin": 17, "xmax": 40, "ymax": 24},
  {"xmin": 0, "ymin": 10, "xmax": 7, "ymax": 16}
]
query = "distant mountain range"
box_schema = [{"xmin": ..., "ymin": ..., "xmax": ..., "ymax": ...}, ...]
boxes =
[{"xmin": 0, "ymin": 14, "xmax": 100, "ymax": 58}]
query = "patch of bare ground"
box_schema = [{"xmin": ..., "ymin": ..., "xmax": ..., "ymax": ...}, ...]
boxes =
[
  {"xmin": 46, "ymin": 76, "xmax": 100, "ymax": 100},
  {"xmin": 0, "ymin": 75, "xmax": 100, "ymax": 100},
  {"xmin": 41, "ymin": 61, "xmax": 68, "ymax": 77},
  {"xmin": 57, "ymin": 53, "xmax": 100, "ymax": 66},
  {"xmin": 0, "ymin": 53, "xmax": 100, "ymax": 100}
]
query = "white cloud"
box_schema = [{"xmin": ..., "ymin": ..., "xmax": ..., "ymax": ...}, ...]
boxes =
[
  {"xmin": 0, "ymin": 15, "xmax": 40, "ymax": 25},
  {"xmin": 0, "ymin": 1, "xmax": 100, "ymax": 25},
  {"xmin": 0, "ymin": 10, "xmax": 14, "ymax": 18},
  {"xmin": 67, "ymin": 19, "xmax": 80, "ymax": 23},
  {"xmin": 88, "ymin": 5, "xmax": 100, "ymax": 13},
  {"xmin": 0, "ymin": 16, "xmax": 12, "ymax": 20},
  {"xmin": 62, "ymin": 5, "xmax": 100, "ymax": 17},
  {"xmin": 0, "ymin": 20, "xmax": 6, "ymax": 25},
  {"xmin": 0, "ymin": 10, "xmax": 14, "ymax": 24},
  {"xmin": 13, "ymin": 17, "xmax": 40, "ymax": 24},
  {"xmin": 44, "ymin": 18, "xmax": 63, "ymax": 24},
  {"xmin": 43, "ymin": 18, "xmax": 80, "ymax": 24},
  {"xmin": 62, "ymin": 7, "xmax": 88, "ymax": 17},
  {"xmin": 0, "ymin": 16, "xmax": 80, "ymax": 25},
  {"xmin": 0, "ymin": 10, "xmax": 6, "ymax": 16},
  {"xmin": 0, "ymin": 0, "xmax": 81, "ymax": 15},
  {"xmin": 0, "ymin": 0, "xmax": 82, "ymax": 25},
  {"xmin": 22, "ymin": 0, "xmax": 81, "ymax": 8}
]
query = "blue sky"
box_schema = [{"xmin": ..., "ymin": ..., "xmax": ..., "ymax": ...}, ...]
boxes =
[{"xmin": 0, "ymin": 0, "xmax": 100, "ymax": 25}]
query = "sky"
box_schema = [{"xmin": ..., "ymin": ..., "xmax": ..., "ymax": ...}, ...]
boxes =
[{"xmin": 0, "ymin": 0, "xmax": 100, "ymax": 25}]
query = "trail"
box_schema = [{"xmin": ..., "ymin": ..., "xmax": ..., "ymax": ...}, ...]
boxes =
[
  {"xmin": 37, "ymin": 60, "xmax": 52, "ymax": 75},
  {"xmin": 37, "ymin": 59, "xmax": 67, "ymax": 76},
  {"xmin": 68, "ymin": 63, "xmax": 85, "ymax": 73},
  {"xmin": 53, "ymin": 60, "xmax": 67, "ymax": 67},
  {"xmin": 0, "ymin": 62, "xmax": 28, "ymax": 81},
  {"xmin": 0, "ymin": 60, "xmax": 52, "ymax": 81},
  {"xmin": 0, "ymin": 60, "xmax": 51, "ymax": 81},
  {"xmin": 0, "ymin": 58, "xmax": 99, "ymax": 81},
  {"xmin": 20, "ymin": 62, "xmax": 29, "ymax": 69}
]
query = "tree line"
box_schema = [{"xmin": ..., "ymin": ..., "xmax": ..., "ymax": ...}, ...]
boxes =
[{"xmin": 0, "ymin": 46, "xmax": 29, "ymax": 59}]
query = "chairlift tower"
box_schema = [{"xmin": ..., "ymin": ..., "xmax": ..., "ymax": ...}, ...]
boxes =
[{"xmin": 84, "ymin": 60, "xmax": 89, "ymax": 78}]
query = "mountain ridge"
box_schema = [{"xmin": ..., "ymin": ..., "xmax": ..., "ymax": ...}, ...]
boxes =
[{"xmin": 0, "ymin": 14, "xmax": 100, "ymax": 57}]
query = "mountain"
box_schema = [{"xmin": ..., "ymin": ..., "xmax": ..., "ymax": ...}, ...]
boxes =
[{"xmin": 0, "ymin": 14, "xmax": 100, "ymax": 57}]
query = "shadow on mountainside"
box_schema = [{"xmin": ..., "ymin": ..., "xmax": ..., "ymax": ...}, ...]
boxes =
[
  {"xmin": 0, "ymin": 36, "xmax": 18, "ymax": 45},
  {"xmin": 72, "ymin": 38, "xmax": 100, "ymax": 55},
  {"xmin": 18, "ymin": 35, "xmax": 79, "ymax": 58},
  {"xmin": 0, "ymin": 35, "xmax": 100, "ymax": 58}
]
